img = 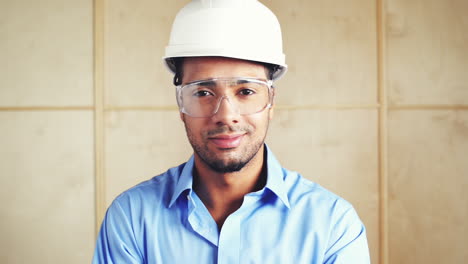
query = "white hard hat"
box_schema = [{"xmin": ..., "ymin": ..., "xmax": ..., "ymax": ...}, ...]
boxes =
[{"xmin": 164, "ymin": 0, "xmax": 287, "ymax": 80}]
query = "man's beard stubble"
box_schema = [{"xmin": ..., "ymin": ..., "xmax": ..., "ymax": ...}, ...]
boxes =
[{"xmin": 185, "ymin": 124, "xmax": 267, "ymax": 173}]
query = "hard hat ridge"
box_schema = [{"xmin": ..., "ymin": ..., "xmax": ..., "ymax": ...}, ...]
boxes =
[{"xmin": 164, "ymin": 0, "xmax": 287, "ymax": 80}]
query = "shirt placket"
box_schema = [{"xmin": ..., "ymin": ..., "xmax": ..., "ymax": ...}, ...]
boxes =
[
  {"xmin": 217, "ymin": 194, "xmax": 262, "ymax": 264},
  {"xmin": 217, "ymin": 212, "xmax": 241, "ymax": 264}
]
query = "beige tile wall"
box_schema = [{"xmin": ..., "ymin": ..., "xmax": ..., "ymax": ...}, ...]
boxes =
[
  {"xmin": 2, "ymin": 0, "xmax": 467, "ymax": 263},
  {"xmin": 0, "ymin": 112, "xmax": 95, "ymax": 263},
  {"xmin": 0, "ymin": 0, "xmax": 95, "ymax": 263},
  {"xmin": 104, "ymin": 0, "xmax": 188, "ymax": 107},
  {"xmin": 0, "ymin": 0, "xmax": 93, "ymax": 107},
  {"xmin": 386, "ymin": 0, "xmax": 468, "ymax": 263},
  {"xmin": 388, "ymin": 110, "xmax": 468, "ymax": 263},
  {"xmin": 270, "ymin": 0, "xmax": 378, "ymax": 105},
  {"xmin": 386, "ymin": 0, "xmax": 468, "ymax": 105}
]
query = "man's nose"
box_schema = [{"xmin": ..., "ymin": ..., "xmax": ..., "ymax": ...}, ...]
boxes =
[{"xmin": 211, "ymin": 96, "xmax": 240, "ymax": 123}]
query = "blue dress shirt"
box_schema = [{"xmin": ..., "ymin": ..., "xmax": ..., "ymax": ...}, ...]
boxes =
[{"xmin": 93, "ymin": 146, "xmax": 370, "ymax": 263}]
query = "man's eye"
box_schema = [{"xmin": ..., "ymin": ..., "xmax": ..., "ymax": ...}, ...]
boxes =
[
  {"xmin": 239, "ymin": 89, "xmax": 255, "ymax": 96},
  {"xmin": 193, "ymin": 90, "xmax": 213, "ymax": 97}
]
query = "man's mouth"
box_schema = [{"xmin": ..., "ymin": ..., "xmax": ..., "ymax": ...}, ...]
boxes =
[{"xmin": 208, "ymin": 134, "xmax": 245, "ymax": 149}]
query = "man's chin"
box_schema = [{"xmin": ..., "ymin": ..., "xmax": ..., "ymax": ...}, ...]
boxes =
[
  {"xmin": 200, "ymin": 153, "xmax": 248, "ymax": 173},
  {"xmin": 207, "ymin": 160, "xmax": 247, "ymax": 173}
]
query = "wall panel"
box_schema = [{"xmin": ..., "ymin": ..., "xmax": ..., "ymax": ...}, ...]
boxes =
[
  {"xmin": 0, "ymin": 1, "xmax": 95, "ymax": 263},
  {"xmin": 0, "ymin": 112, "xmax": 95, "ymax": 263},
  {"xmin": 388, "ymin": 110, "xmax": 468, "ymax": 263},
  {"xmin": 386, "ymin": 0, "xmax": 468, "ymax": 263},
  {"xmin": 386, "ymin": 0, "xmax": 468, "ymax": 105},
  {"xmin": 0, "ymin": 0, "xmax": 93, "ymax": 107},
  {"xmin": 269, "ymin": 0, "xmax": 378, "ymax": 105},
  {"xmin": 104, "ymin": 0, "xmax": 190, "ymax": 107}
]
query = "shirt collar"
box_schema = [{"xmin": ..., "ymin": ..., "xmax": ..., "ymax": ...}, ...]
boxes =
[
  {"xmin": 168, "ymin": 155, "xmax": 195, "ymax": 208},
  {"xmin": 263, "ymin": 144, "xmax": 291, "ymax": 209},
  {"xmin": 168, "ymin": 144, "xmax": 290, "ymax": 209}
]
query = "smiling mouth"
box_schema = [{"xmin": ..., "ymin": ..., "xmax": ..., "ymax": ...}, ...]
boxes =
[{"xmin": 208, "ymin": 134, "xmax": 245, "ymax": 149}]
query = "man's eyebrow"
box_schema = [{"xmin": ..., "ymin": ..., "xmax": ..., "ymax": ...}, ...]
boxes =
[
  {"xmin": 236, "ymin": 79, "xmax": 250, "ymax": 85},
  {"xmin": 196, "ymin": 80, "xmax": 216, "ymax": 86}
]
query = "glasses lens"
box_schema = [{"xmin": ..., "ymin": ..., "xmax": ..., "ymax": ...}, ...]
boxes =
[{"xmin": 178, "ymin": 78, "xmax": 271, "ymax": 117}]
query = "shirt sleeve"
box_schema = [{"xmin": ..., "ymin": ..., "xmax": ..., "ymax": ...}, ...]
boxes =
[
  {"xmin": 323, "ymin": 202, "xmax": 371, "ymax": 264},
  {"xmin": 92, "ymin": 199, "xmax": 143, "ymax": 264}
]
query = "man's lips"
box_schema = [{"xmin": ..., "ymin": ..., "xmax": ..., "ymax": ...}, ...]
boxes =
[{"xmin": 208, "ymin": 134, "xmax": 245, "ymax": 149}]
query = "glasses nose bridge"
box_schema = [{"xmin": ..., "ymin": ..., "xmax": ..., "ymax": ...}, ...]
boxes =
[{"xmin": 212, "ymin": 94, "xmax": 239, "ymax": 116}]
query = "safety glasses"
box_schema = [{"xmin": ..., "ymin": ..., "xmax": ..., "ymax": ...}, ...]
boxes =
[{"xmin": 176, "ymin": 77, "xmax": 274, "ymax": 118}]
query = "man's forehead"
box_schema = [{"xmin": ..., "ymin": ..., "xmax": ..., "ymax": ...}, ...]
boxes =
[{"xmin": 182, "ymin": 56, "xmax": 268, "ymax": 82}]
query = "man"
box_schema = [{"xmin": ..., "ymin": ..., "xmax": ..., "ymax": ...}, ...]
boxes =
[{"xmin": 93, "ymin": 0, "xmax": 370, "ymax": 263}]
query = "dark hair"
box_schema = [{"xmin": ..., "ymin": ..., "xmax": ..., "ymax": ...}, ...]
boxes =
[
  {"xmin": 172, "ymin": 57, "xmax": 279, "ymax": 86},
  {"xmin": 172, "ymin": 58, "xmax": 184, "ymax": 86}
]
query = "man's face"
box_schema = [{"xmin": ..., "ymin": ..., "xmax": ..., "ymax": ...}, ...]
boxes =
[{"xmin": 180, "ymin": 57, "xmax": 274, "ymax": 173}]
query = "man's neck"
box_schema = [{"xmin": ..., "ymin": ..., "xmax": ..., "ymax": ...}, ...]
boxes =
[{"xmin": 192, "ymin": 147, "xmax": 267, "ymax": 229}]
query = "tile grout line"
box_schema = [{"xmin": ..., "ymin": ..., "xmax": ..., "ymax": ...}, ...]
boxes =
[
  {"xmin": 1, "ymin": 104, "xmax": 467, "ymax": 112},
  {"xmin": 388, "ymin": 104, "xmax": 468, "ymax": 110},
  {"xmin": 377, "ymin": 0, "xmax": 389, "ymax": 263},
  {"xmin": 275, "ymin": 104, "xmax": 380, "ymax": 110},
  {"xmin": 0, "ymin": 106, "xmax": 94, "ymax": 111},
  {"xmin": 94, "ymin": 0, "xmax": 106, "ymax": 238}
]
